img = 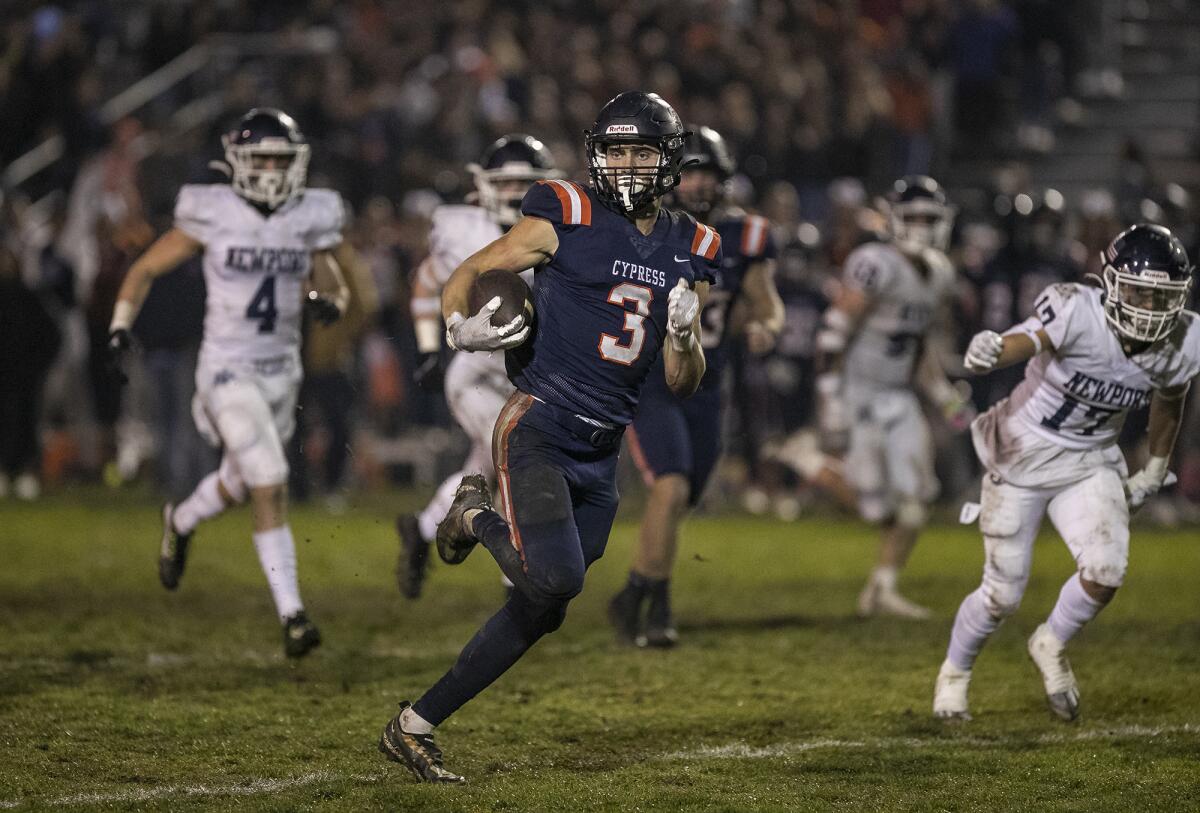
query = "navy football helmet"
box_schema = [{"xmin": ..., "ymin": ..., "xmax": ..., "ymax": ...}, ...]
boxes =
[
  {"xmin": 886, "ymin": 175, "xmax": 955, "ymax": 254},
  {"xmin": 671, "ymin": 124, "xmax": 735, "ymax": 217},
  {"xmin": 1101, "ymin": 223, "xmax": 1194, "ymax": 343},
  {"xmin": 223, "ymin": 108, "xmax": 309, "ymax": 209},
  {"xmin": 469, "ymin": 133, "xmax": 559, "ymax": 226},
  {"xmin": 584, "ymin": 91, "xmax": 688, "ymax": 216}
]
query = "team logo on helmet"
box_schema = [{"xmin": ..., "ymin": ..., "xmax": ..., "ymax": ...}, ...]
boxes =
[{"xmin": 584, "ymin": 91, "xmax": 689, "ymax": 217}]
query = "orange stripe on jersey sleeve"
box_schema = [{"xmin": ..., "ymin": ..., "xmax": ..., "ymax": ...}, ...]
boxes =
[
  {"xmin": 741, "ymin": 215, "xmax": 767, "ymax": 257},
  {"xmin": 539, "ymin": 180, "xmax": 573, "ymax": 224},
  {"xmin": 567, "ymin": 181, "xmax": 592, "ymax": 226},
  {"xmin": 691, "ymin": 223, "xmax": 721, "ymax": 261}
]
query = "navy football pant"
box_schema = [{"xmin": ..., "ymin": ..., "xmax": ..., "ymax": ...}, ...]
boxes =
[
  {"xmin": 413, "ymin": 392, "xmax": 620, "ymax": 726},
  {"xmin": 628, "ymin": 385, "xmax": 722, "ymax": 505}
]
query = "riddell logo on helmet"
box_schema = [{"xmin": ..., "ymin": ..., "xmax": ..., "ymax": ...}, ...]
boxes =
[{"xmin": 606, "ymin": 125, "xmax": 638, "ymax": 134}]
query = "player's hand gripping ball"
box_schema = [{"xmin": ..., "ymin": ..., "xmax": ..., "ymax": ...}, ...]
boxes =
[{"xmin": 447, "ymin": 270, "xmax": 532, "ymax": 352}]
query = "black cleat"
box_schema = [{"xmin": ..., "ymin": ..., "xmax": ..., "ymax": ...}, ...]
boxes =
[
  {"xmin": 282, "ymin": 611, "xmax": 322, "ymax": 658},
  {"xmin": 608, "ymin": 584, "xmax": 645, "ymax": 647},
  {"xmin": 641, "ymin": 586, "xmax": 679, "ymax": 649},
  {"xmin": 435, "ymin": 474, "xmax": 492, "ymax": 565},
  {"xmin": 379, "ymin": 702, "xmax": 466, "ymax": 784},
  {"xmin": 396, "ymin": 513, "xmax": 431, "ymax": 599},
  {"xmin": 158, "ymin": 503, "xmax": 192, "ymax": 591}
]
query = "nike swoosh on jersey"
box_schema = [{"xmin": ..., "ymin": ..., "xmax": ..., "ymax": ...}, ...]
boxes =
[{"xmin": 674, "ymin": 255, "xmax": 690, "ymax": 263}]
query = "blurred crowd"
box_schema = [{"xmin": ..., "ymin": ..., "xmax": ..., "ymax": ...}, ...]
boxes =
[{"xmin": 2, "ymin": 0, "xmax": 1199, "ymax": 519}]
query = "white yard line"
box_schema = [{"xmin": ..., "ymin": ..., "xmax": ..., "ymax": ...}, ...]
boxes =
[
  {"xmin": 2, "ymin": 724, "xmax": 1196, "ymax": 808},
  {"xmin": 1, "ymin": 769, "xmax": 388, "ymax": 809},
  {"xmin": 663, "ymin": 723, "xmax": 1200, "ymax": 761}
]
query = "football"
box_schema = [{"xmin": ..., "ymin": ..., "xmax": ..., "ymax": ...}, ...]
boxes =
[{"xmin": 469, "ymin": 269, "xmax": 533, "ymax": 328}]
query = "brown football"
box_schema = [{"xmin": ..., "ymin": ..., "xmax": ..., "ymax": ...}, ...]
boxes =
[{"xmin": 469, "ymin": 269, "xmax": 533, "ymax": 328}]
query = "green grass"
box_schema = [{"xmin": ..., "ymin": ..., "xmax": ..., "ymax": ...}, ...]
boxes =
[{"xmin": 1, "ymin": 490, "xmax": 1198, "ymax": 811}]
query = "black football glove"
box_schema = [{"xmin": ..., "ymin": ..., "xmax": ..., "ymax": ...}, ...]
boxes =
[
  {"xmin": 306, "ymin": 290, "xmax": 343, "ymax": 325},
  {"xmin": 106, "ymin": 328, "xmax": 132, "ymax": 386},
  {"xmin": 413, "ymin": 352, "xmax": 444, "ymax": 391}
]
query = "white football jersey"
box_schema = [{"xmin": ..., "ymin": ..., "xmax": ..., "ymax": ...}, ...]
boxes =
[
  {"xmin": 417, "ymin": 205, "xmax": 504, "ymax": 291},
  {"xmin": 174, "ymin": 184, "xmax": 344, "ymax": 364},
  {"xmin": 416, "ymin": 203, "xmax": 533, "ymax": 376},
  {"xmin": 841, "ymin": 241, "xmax": 955, "ymax": 397},
  {"xmin": 973, "ymin": 283, "xmax": 1200, "ymax": 480}
]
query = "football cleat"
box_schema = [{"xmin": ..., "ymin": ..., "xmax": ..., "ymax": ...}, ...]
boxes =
[
  {"xmin": 395, "ymin": 513, "xmax": 431, "ymax": 599},
  {"xmin": 640, "ymin": 588, "xmax": 679, "ymax": 649},
  {"xmin": 933, "ymin": 658, "xmax": 973, "ymax": 721},
  {"xmin": 1027, "ymin": 623, "xmax": 1080, "ymax": 721},
  {"xmin": 282, "ymin": 611, "xmax": 322, "ymax": 659},
  {"xmin": 378, "ymin": 702, "xmax": 465, "ymax": 784},
  {"xmin": 857, "ymin": 580, "xmax": 932, "ymax": 620},
  {"xmin": 607, "ymin": 585, "xmax": 644, "ymax": 647},
  {"xmin": 435, "ymin": 474, "xmax": 492, "ymax": 565},
  {"xmin": 158, "ymin": 503, "xmax": 192, "ymax": 591}
]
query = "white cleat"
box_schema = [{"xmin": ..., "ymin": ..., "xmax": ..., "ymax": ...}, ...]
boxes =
[
  {"xmin": 1027, "ymin": 623, "xmax": 1080, "ymax": 721},
  {"xmin": 933, "ymin": 658, "xmax": 973, "ymax": 721},
  {"xmin": 858, "ymin": 580, "xmax": 932, "ymax": 620}
]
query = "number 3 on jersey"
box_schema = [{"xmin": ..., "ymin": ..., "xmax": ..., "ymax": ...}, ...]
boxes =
[
  {"xmin": 599, "ymin": 282, "xmax": 653, "ymax": 365},
  {"xmin": 246, "ymin": 276, "xmax": 278, "ymax": 333}
]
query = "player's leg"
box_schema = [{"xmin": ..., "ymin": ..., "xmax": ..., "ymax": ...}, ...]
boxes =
[
  {"xmin": 862, "ymin": 397, "xmax": 939, "ymax": 619},
  {"xmin": 398, "ymin": 363, "xmax": 510, "ymax": 598},
  {"xmin": 935, "ymin": 475, "xmax": 1048, "ymax": 719},
  {"xmin": 610, "ymin": 400, "xmax": 691, "ymax": 645},
  {"xmin": 384, "ymin": 398, "xmax": 592, "ymax": 781},
  {"xmin": 846, "ymin": 402, "xmax": 898, "ymax": 616},
  {"xmin": 1030, "ymin": 467, "xmax": 1129, "ymax": 721},
  {"xmin": 643, "ymin": 391, "xmax": 723, "ymax": 647},
  {"xmin": 208, "ymin": 372, "xmax": 318, "ymax": 656}
]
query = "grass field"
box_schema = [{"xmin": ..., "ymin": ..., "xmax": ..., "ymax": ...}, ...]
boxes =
[{"xmin": 1, "ymin": 490, "xmax": 1198, "ymax": 811}]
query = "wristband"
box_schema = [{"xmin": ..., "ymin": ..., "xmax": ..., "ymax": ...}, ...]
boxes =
[
  {"xmin": 414, "ymin": 318, "xmax": 442, "ymax": 354},
  {"xmin": 109, "ymin": 300, "xmax": 136, "ymax": 333}
]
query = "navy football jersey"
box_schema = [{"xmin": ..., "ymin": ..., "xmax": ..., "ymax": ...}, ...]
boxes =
[
  {"xmin": 510, "ymin": 179, "xmax": 721, "ymax": 425},
  {"xmin": 643, "ymin": 212, "xmax": 776, "ymax": 396}
]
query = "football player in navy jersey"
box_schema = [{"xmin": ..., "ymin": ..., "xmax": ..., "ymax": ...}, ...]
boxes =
[
  {"xmin": 608, "ymin": 126, "xmax": 784, "ymax": 647},
  {"xmin": 376, "ymin": 92, "xmax": 721, "ymax": 783}
]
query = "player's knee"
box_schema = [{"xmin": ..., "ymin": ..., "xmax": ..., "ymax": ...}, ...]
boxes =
[
  {"xmin": 525, "ymin": 560, "xmax": 585, "ymax": 603},
  {"xmin": 858, "ymin": 494, "xmax": 891, "ymax": 525},
  {"xmin": 981, "ymin": 579, "xmax": 1024, "ymax": 619},
  {"xmin": 895, "ymin": 498, "xmax": 928, "ymax": 529},
  {"xmin": 217, "ymin": 403, "xmax": 261, "ymax": 453},
  {"xmin": 652, "ymin": 473, "xmax": 691, "ymax": 514},
  {"xmin": 1079, "ymin": 576, "xmax": 1119, "ymax": 604},
  {"xmin": 1078, "ymin": 553, "xmax": 1127, "ymax": 593},
  {"xmin": 217, "ymin": 457, "xmax": 248, "ymax": 504}
]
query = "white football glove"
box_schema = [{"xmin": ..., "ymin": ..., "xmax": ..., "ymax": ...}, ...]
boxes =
[
  {"xmin": 964, "ymin": 330, "xmax": 1004, "ymax": 373},
  {"xmin": 1124, "ymin": 456, "xmax": 1171, "ymax": 512},
  {"xmin": 445, "ymin": 296, "xmax": 529, "ymax": 352},
  {"xmin": 667, "ymin": 278, "xmax": 699, "ymax": 351}
]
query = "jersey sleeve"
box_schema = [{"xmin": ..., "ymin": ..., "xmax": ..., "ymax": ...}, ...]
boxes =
[
  {"xmin": 521, "ymin": 180, "xmax": 592, "ymax": 227},
  {"xmin": 841, "ymin": 244, "xmax": 893, "ymax": 296},
  {"xmin": 302, "ymin": 190, "xmax": 345, "ymax": 251},
  {"xmin": 173, "ymin": 185, "xmax": 216, "ymax": 244},
  {"xmin": 688, "ymin": 220, "xmax": 721, "ymax": 284},
  {"xmin": 1030, "ymin": 283, "xmax": 1085, "ymax": 352}
]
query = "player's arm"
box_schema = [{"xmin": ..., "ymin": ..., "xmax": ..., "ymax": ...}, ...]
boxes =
[
  {"xmin": 441, "ymin": 216, "xmax": 557, "ymax": 322},
  {"xmin": 663, "ymin": 280, "xmax": 709, "ymax": 398},
  {"xmin": 440, "ymin": 216, "xmax": 557, "ymax": 352},
  {"xmin": 410, "ymin": 255, "xmax": 446, "ymax": 387},
  {"xmin": 739, "ymin": 258, "xmax": 784, "ymax": 354},
  {"xmin": 963, "ymin": 318, "xmax": 1055, "ymax": 373},
  {"xmin": 1126, "ymin": 383, "xmax": 1189, "ymax": 509},
  {"xmin": 109, "ymin": 227, "xmax": 203, "ymax": 336},
  {"xmin": 305, "ymin": 247, "xmax": 351, "ymax": 325}
]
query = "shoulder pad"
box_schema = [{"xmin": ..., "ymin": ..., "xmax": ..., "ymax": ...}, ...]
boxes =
[
  {"xmin": 522, "ymin": 180, "xmax": 592, "ymax": 227},
  {"xmin": 174, "ymin": 184, "xmax": 233, "ymax": 242},
  {"xmin": 298, "ymin": 188, "xmax": 345, "ymax": 250}
]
